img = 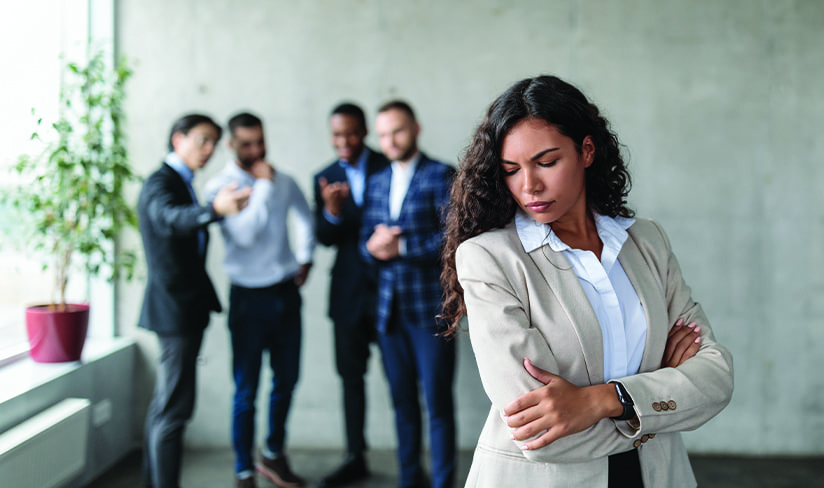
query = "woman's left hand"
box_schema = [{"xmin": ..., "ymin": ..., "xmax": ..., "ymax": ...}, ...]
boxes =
[{"xmin": 503, "ymin": 358, "xmax": 616, "ymax": 450}]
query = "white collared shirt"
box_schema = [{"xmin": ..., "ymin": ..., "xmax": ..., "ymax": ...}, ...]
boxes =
[
  {"xmin": 388, "ymin": 153, "xmax": 421, "ymax": 221},
  {"xmin": 515, "ymin": 211, "xmax": 646, "ymax": 381},
  {"xmin": 204, "ymin": 161, "xmax": 315, "ymax": 288}
]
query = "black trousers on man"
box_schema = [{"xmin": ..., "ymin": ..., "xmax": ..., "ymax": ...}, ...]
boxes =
[
  {"xmin": 333, "ymin": 310, "xmax": 376, "ymax": 455},
  {"xmin": 142, "ymin": 332, "xmax": 204, "ymax": 488}
]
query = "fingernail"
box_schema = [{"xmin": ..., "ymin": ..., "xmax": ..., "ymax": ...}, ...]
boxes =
[
  {"xmin": 520, "ymin": 444, "xmax": 530, "ymax": 450},
  {"xmin": 676, "ymin": 318, "xmax": 684, "ymax": 326},
  {"xmin": 694, "ymin": 325, "xmax": 701, "ymax": 333},
  {"xmin": 695, "ymin": 337, "xmax": 702, "ymax": 343},
  {"xmin": 510, "ymin": 433, "xmax": 515, "ymax": 440},
  {"xmin": 687, "ymin": 322, "xmax": 696, "ymax": 328}
]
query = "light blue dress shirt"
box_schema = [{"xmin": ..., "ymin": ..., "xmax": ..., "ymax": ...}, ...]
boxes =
[
  {"xmin": 323, "ymin": 147, "xmax": 371, "ymax": 224},
  {"xmin": 514, "ymin": 210, "xmax": 646, "ymax": 381}
]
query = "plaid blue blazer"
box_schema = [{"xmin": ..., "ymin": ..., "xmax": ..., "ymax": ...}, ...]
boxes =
[{"xmin": 359, "ymin": 154, "xmax": 455, "ymax": 332}]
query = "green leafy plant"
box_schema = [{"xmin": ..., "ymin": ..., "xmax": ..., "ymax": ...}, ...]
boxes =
[{"xmin": 0, "ymin": 49, "xmax": 139, "ymax": 309}]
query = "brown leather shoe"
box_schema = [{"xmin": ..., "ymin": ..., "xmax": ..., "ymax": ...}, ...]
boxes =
[
  {"xmin": 236, "ymin": 476, "xmax": 257, "ymax": 488},
  {"xmin": 255, "ymin": 455, "xmax": 305, "ymax": 488}
]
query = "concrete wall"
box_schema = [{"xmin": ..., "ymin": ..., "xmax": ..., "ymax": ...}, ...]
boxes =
[{"xmin": 116, "ymin": 0, "xmax": 824, "ymax": 455}]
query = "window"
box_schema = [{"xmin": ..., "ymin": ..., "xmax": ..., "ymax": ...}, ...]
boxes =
[{"xmin": 0, "ymin": 1, "xmax": 115, "ymax": 361}]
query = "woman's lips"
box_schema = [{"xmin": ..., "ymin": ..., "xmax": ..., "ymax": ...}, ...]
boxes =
[{"xmin": 526, "ymin": 201, "xmax": 552, "ymax": 212}]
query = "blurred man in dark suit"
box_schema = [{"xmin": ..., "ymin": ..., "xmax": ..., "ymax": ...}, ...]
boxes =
[
  {"xmin": 137, "ymin": 113, "xmax": 251, "ymax": 488},
  {"xmin": 314, "ymin": 103, "xmax": 389, "ymax": 487}
]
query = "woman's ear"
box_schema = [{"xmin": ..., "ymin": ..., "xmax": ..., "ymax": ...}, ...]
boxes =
[{"xmin": 581, "ymin": 135, "xmax": 595, "ymax": 168}]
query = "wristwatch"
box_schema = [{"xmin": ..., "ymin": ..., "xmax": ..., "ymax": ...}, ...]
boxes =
[{"xmin": 610, "ymin": 382, "xmax": 635, "ymax": 421}]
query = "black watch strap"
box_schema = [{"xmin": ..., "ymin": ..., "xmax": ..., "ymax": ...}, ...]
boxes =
[{"xmin": 610, "ymin": 382, "xmax": 635, "ymax": 421}]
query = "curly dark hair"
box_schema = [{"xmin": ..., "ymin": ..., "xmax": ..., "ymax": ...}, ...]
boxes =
[{"xmin": 440, "ymin": 75, "xmax": 634, "ymax": 335}]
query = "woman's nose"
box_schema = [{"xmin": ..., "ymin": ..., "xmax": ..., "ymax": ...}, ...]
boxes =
[{"xmin": 523, "ymin": 169, "xmax": 542, "ymax": 194}]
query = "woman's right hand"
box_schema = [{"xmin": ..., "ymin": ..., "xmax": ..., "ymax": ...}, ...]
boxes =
[{"xmin": 662, "ymin": 318, "xmax": 702, "ymax": 368}]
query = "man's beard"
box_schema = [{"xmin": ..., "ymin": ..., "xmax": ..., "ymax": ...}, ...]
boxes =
[
  {"xmin": 238, "ymin": 151, "xmax": 265, "ymax": 169},
  {"xmin": 394, "ymin": 144, "xmax": 417, "ymax": 163}
]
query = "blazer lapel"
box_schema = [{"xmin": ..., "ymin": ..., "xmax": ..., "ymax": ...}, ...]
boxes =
[
  {"xmin": 618, "ymin": 231, "xmax": 667, "ymax": 374},
  {"xmin": 526, "ymin": 244, "xmax": 606, "ymax": 385},
  {"xmin": 162, "ymin": 163, "xmax": 195, "ymax": 204},
  {"xmin": 374, "ymin": 169, "xmax": 392, "ymax": 221},
  {"xmin": 328, "ymin": 163, "xmax": 359, "ymax": 213},
  {"xmin": 397, "ymin": 155, "xmax": 427, "ymax": 221}
]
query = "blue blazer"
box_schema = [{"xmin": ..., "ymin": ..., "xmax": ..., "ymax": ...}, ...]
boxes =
[
  {"xmin": 359, "ymin": 154, "xmax": 455, "ymax": 332},
  {"xmin": 314, "ymin": 147, "xmax": 390, "ymax": 327},
  {"xmin": 137, "ymin": 162, "xmax": 221, "ymax": 335}
]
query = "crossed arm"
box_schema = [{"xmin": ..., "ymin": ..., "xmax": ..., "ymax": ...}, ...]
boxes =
[
  {"xmin": 505, "ymin": 319, "xmax": 702, "ymax": 451},
  {"xmin": 457, "ymin": 238, "xmax": 733, "ymax": 462}
]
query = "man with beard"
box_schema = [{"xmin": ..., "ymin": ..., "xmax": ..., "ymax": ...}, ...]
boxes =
[
  {"xmin": 360, "ymin": 101, "xmax": 456, "ymax": 488},
  {"xmin": 205, "ymin": 112, "xmax": 315, "ymax": 488}
]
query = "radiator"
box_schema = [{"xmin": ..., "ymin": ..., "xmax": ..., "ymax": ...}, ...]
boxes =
[{"xmin": 0, "ymin": 398, "xmax": 91, "ymax": 488}]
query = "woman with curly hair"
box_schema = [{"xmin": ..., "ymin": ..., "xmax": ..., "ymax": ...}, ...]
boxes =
[{"xmin": 441, "ymin": 75, "xmax": 733, "ymax": 487}]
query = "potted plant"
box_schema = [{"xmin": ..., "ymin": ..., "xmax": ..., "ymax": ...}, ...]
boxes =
[{"xmin": 0, "ymin": 49, "xmax": 139, "ymax": 363}]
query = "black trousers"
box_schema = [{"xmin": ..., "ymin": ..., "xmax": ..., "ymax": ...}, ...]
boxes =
[
  {"xmin": 143, "ymin": 332, "xmax": 204, "ymax": 488},
  {"xmin": 333, "ymin": 312, "xmax": 376, "ymax": 455},
  {"xmin": 608, "ymin": 449, "xmax": 644, "ymax": 487}
]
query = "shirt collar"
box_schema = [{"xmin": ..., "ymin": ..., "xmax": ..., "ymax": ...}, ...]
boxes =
[
  {"xmin": 391, "ymin": 152, "xmax": 421, "ymax": 173},
  {"xmin": 226, "ymin": 159, "xmax": 256, "ymax": 180},
  {"xmin": 514, "ymin": 210, "xmax": 635, "ymax": 256},
  {"xmin": 165, "ymin": 152, "xmax": 194, "ymax": 184},
  {"xmin": 338, "ymin": 147, "xmax": 371, "ymax": 171}
]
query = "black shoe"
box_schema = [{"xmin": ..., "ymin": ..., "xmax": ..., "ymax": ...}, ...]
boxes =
[
  {"xmin": 236, "ymin": 476, "xmax": 258, "ymax": 488},
  {"xmin": 256, "ymin": 455, "xmax": 305, "ymax": 488},
  {"xmin": 399, "ymin": 468, "xmax": 430, "ymax": 488},
  {"xmin": 319, "ymin": 454, "xmax": 369, "ymax": 487}
]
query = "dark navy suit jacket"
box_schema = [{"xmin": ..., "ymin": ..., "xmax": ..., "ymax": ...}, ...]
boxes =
[
  {"xmin": 314, "ymin": 147, "xmax": 390, "ymax": 327},
  {"xmin": 137, "ymin": 162, "xmax": 221, "ymax": 335},
  {"xmin": 359, "ymin": 154, "xmax": 455, "ymax": 332}
]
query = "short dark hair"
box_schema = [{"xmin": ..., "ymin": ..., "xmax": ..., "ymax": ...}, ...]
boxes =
[
  {"xmin": 227, "ymin": 112, "xmax": 263, "ymax": 137},
  {"xmin": 377, "ymin": 100, "xmax": 416, "ymax": 123},
  {"xmin": 331, "ymin": 103, "xmax": 367, "ymax": 131},
  {"xmin": 167, "ymin": 114, "xmax": 222, "ymax": 152}
]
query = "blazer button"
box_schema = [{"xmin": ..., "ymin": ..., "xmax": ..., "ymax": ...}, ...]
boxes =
[
  {"xmin": 652, "ymin": 402, "xmax": 662, "ymax": 412},
  {"xmin": 668, "ymin": 400, "xmax": 677, "ymax": 410},
  {"xmin": 649, "ymin": 433, "xmax": 656, "ymax": 439},
  {"xmin": 641, "ymin": 434, "xmax": 649, "ymax": 443},
  {"xmin": 660, "ymin": 402, "xmax": 669, "ymax": 411},
  {"xmin": 633, "ymin": 439, "xmax": 642, "ymax": 448}
]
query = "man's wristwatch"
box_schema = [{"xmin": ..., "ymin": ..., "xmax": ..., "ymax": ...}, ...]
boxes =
[{"xmin": 610, "ymin": 382, "xmax": 635, "ymax": 421}]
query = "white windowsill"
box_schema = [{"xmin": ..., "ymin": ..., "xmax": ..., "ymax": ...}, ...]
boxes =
[
  {"xmin": 0, "ymin": 337, "xmax": 135, "ymax": 405},
  {"xmin": 0, "ymin": 343, "xmax": 30, "ymax": 368}
]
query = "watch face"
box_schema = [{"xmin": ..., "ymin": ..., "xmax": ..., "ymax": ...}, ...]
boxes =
[{"xmin": 615, "ymin": 382, "xmax": 633, "ymax": 406}]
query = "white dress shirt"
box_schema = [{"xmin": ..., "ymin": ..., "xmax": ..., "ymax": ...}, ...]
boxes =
[
  {"xmin": 204, "ymin": 161, "xmax": 315, "ymax": 288},
  {"xmin": 514, "ymin": 210, "xmax": 646, "ymax": 381},
  {"xmin": 388, "ymin": 153, "xmax": 420, "ymax": 221}
]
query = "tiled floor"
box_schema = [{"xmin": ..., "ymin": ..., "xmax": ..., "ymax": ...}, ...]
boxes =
[{"xmin": 86, "ymin": 448, "xmax": 824, "ymax": 488}]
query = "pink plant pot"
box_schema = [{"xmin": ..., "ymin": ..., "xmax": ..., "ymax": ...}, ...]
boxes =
[{"xmin": 25, "ymin": 303, "xmax": 90, "ymax": 363}]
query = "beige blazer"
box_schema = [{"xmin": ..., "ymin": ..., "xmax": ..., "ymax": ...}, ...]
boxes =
[{"xmin": 456, "ymin": 218, "xmax": 734, "ymax": 488}]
